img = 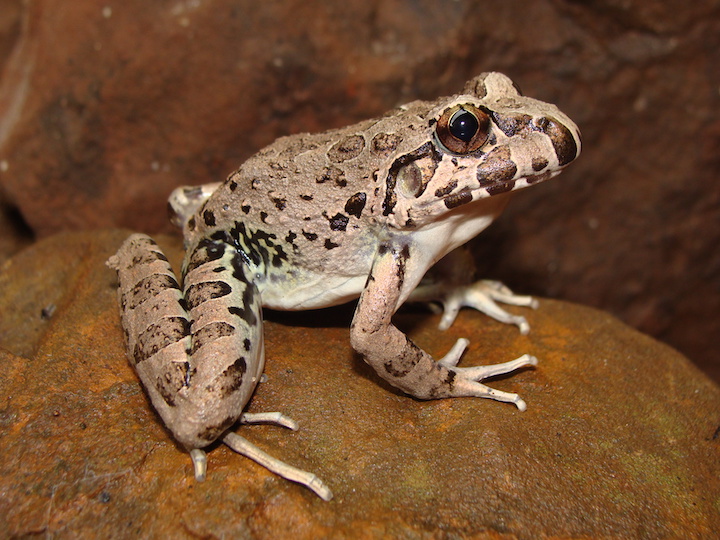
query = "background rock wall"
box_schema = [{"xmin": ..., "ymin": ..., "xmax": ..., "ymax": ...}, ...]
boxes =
[{"xmin": 1, "ymin": 0, "xmax": 719, "ymax": 381}]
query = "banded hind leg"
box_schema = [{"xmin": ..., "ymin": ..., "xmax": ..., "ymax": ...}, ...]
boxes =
[{"xmin": 107, "ymin": 234, "xmax": 332, "ymax": 500}]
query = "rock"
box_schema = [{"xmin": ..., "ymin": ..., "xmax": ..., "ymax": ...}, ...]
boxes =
[
  {"xmin": 0, "ymin": 230, "xmax": 718, "ymax": 537},
  {"xmin": 1, "ymin": 0, "xmax": 719, "ymax": 394}
]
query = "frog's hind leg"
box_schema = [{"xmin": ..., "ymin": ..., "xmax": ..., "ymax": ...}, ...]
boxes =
[
  {"xmin": 108, "ymin": 234, "xmax": 330, "ymax": 499},
  {"xmin": 409, "ymin": 246, "xmax": 538, "ymax": 334}
]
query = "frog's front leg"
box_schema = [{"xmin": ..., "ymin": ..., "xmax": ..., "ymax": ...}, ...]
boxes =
[
  {"xmin": 108, "ymin": 234, "xmax": 331, "ymax": 500},
  {"xmin": 350, "ymin": 243, "xmax": 536, "ymax": 410}
]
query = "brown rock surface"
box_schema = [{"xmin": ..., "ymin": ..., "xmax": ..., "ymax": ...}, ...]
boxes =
[{"xmin": 0, "ymin": 230, "xmax": 718, "ymax": 538}]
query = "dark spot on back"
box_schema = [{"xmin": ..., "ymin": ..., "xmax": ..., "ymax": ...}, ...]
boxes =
[
  {"xmin": 328, "ymin": 213, "xmax": 349, "ymax": 232},
  {"xmin": 327, "ymin": 134, "xmax": 365, "ymax": 163},
  {"xmin": 203, "ymin": 210, "xmax": 216, "ymax": 226},
  {"xmin": 344, "ymin": 192, "xmax": 367, "ymax": 218}
]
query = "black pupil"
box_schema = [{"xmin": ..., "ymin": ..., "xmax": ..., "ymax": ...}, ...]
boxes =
[{"xmin": 449, "ymin": 109, "xmax": 479, "ymax": 142}]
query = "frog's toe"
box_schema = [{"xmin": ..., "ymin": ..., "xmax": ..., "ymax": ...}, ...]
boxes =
[
  {"xmin": 438, "ymin": 280, "xmax": 536, "ymax": 334},
  {"xmin": 448, "ymin": 354, "xmax": 537, "ymax": 410}
]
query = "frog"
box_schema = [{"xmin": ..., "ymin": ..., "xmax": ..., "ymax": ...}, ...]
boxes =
[{"xmin": 107, "ymin": 72, "xmax": 581, "ymax": 501}]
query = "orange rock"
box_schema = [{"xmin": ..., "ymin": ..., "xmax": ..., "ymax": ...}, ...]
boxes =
[{"xmin": 0, "ymin": 230, "xmax": 718, "ymax": 537}]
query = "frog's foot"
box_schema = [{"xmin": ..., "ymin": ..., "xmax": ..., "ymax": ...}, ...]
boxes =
[
  {"xmin": 434, "ymin": 280, "xmax": 538, "ymax": 334},
  {"xmin": 190, "ymin": 412, "xmax": 332, "ymax": 501},
  {"xmin": 222, "ymin": 432, "xmax": 333, "ymax": 501},
  {"xmin": 438, "ymin": 343, "xmax": 538, "ymax": 411}
]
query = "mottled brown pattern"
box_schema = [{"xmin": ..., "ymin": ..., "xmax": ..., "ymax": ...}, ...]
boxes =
[
  {"xmin": 327, "ymin": 134, "xmax": 365, "ymax": 163},
  {"xmin": 443, "ymin": 187, "xmax": 473, "ymax": 208},
  {"xmin": 371, "ymin": 132, "xmax": 402, "ymax": 156},
  {"xmin": 476, "ymin": 146, "xmax": 518, "ymax": 187},
  {"xmin": 123, "ymin": 273, "xmax": 180, "ymax": 310},
  {"xmin": 185, "ymin": 281, "xmax": 232, "ymax": 311},
  {"xmin": 544, "ymin": 118, "xmax": 578, "ymax": 166},
  {"xmin": 133, "ymin": 316, "xmax": 191, "ymax": 364},
  {"xmin": 344, "ymin": 192, "xmax": 367, "ymax": 218},
  {"xmin": 190, "ymin": 321, "xmax": 235, "ymax": 355},
  {"xmin": 316, "ymin": 166, "xmax": 347, "ymax": 186},
  {"xmin": 219, "ymin": 356, "xmax": 247, "ymax": 396}
]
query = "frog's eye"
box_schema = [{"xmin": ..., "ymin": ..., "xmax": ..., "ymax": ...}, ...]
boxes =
[{"xmin": 435, "ymin": 104, "xmax": 490, "ymax": 154}]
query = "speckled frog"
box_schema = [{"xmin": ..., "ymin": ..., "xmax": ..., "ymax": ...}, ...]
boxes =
[{"xmin": 108, "ymin": 72, "xmax": 581, "ymax": 500}]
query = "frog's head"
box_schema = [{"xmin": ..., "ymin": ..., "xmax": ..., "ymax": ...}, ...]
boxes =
[{"xmin": 381, "ymin": 72, "xmax": 581, "ymax": 229}]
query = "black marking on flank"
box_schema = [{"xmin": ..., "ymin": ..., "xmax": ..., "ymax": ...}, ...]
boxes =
[
  {"xmin": 241, "ymin": 204, "xmax": 251, "ymax": 214},
  {"xmin": 260, "ymin": 211, "xmax": 268, "ymax": 223},
  {"xmin": 134, "ymin": 316, "xmax": 190, "ymax": 364},
  {"xmin": 229, "ymin": 180, "xmax": 238, "ymax": 191},
  {"xmin": 285, "ymin": 231, "xmax": 297, "ymax": 244},
  {"xmin": 243, "ymin": 338, "xmax": 252, "ymax": 351},
  {"xmin": 218, "ymin": 221, "xmax": 284, "ymax": 271},
  {"xmin": 324, "ymin": 238, "xmax": 340, "ymax": 250},
  {"xmin": 302, "ymin": 230, "xmax": 318, "ymax": 241},
  {"xmin": 300, "ymin": 194, "xmax": 313, "ymax": 201},
  {"xmin": 184, "ymin": 239, "xmax": 227, "ymax": 274},
  {"xmin": 203, "ymin": 210, "xmax": 216, "ymax": 227},
  {"xmin": 344, "ymin": 192, "xmax": 367, "ymax": 218}
]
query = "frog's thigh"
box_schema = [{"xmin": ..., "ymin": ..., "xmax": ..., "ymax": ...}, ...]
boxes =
[{"xmin": 109, "ymin": 234, "xmax": 263, "ymax": 450}]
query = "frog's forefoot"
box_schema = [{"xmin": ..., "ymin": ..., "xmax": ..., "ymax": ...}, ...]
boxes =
[{"xmin": 435, "ymin": 279, "xmax": 538, "ymax": 334}]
